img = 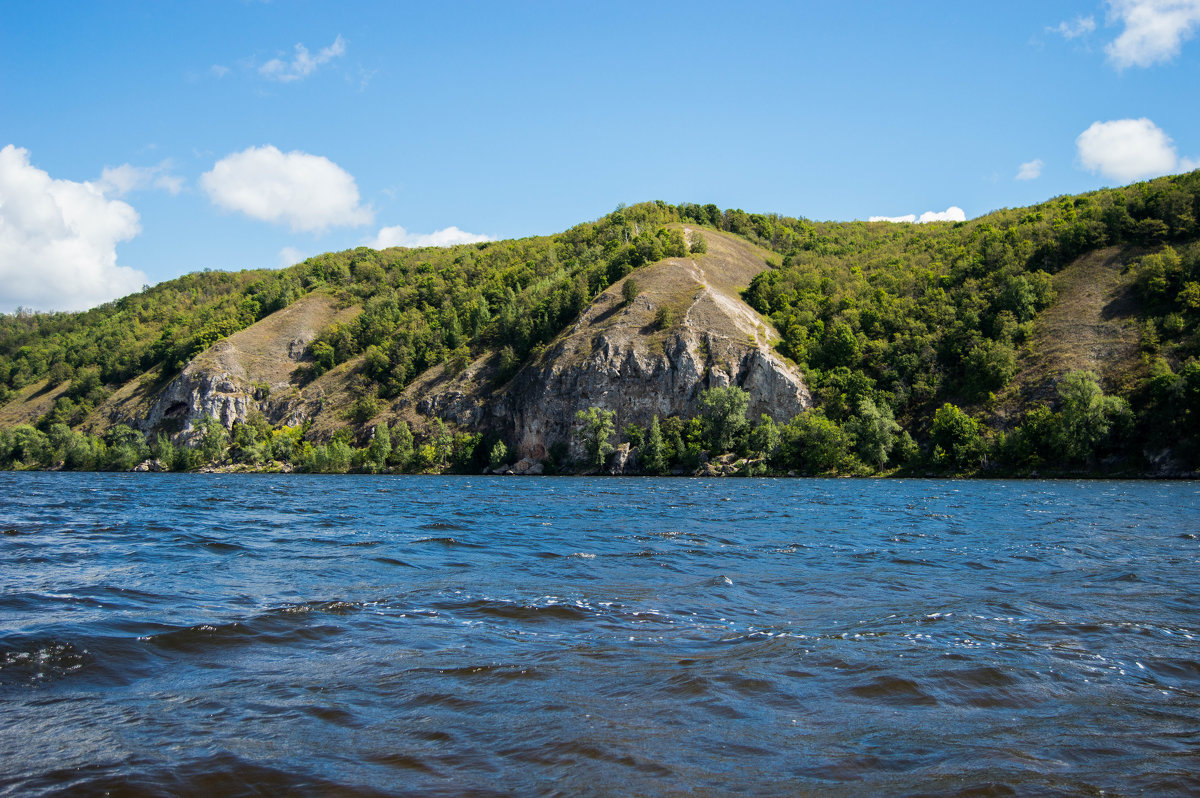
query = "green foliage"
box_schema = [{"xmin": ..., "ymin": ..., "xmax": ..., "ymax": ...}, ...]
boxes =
[
  {"xmin": 419, "ymin": 419, "xmax": 454, "ymax": 472},
  {"xmin": 103, "ymin": 424, "xmax": 149, "ymax": 471},
  {"xmin": 641, "ymin": 415, "xmax": 667, "ymax": 474},
  {"xmin": 575, "ymin": 406, "xmax": 616, "ymax": 468},
  {"xmin": 195, "ymin": 416, "xmax": 230, "ymax": 464},
  {"xmin": 1053, "ymin": 371, "xmax": 1130, "ymax": 465},
  {"xmin": 748, "ymin": 414, "xmax": 781, "ymax": 461},
  {"xmin": 622, "ymin": 423, "xmax": 645, "ymax": 449},
  {"xmin": 930, "ymin": 404, "xmax": 984, "ymax": 471},
  {"xmin": 489, "ymin": 439, "xmax": 509, "ymax": 470},
  {"xmin": 622, "ymin": 278, "xmax": 640, "ymax": 306},
  {"xmin": 0, "ymin": 267, "xmax": 298, "ymax": 398},
  {"xmin": 844, "ymin": 397, "xmax": 900, "ymax": 469},
  {"xmin": 293, "ymin": 207, "xmax": 695, "ymax": 398},
  {"xmin": 362, "ymin": 423, "xmax": 392, "ymax": 474},
  {"xmin": 698, "ymin": 385, "xmax": 751, "ymax": 454},
  {"xmin": 964, "ymin": 339, "xmax": 1017, "ymax": 398},
  {"xmin": 348, "ymin": 393, "xmax": 381, "ymax": 425},
  {"xmin": 782, "ymin": 410, "xmax": 852, "ymax": 474},
  {"xmin": 305, "ymin": 438, "xmax": 353, "ymax": 473},
  {"xmin": 389, "ymin": 420, "xmax": 414, "ymax": 470},
  {"xmin": 4, "ymin": 174, "xmax": 1200, "ymax": 476}
]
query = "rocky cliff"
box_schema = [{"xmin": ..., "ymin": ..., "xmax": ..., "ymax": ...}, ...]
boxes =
[
  {"xmin": 136, "ymin": 292, "xmax": 359, "ymax": 438},
  {"xmin": 85, "ymin": 229, "xmax": 808, "ymax": 454},
  {"xmin": 491, "ymin": 229, "xmax": 811, "ymax": 458}
]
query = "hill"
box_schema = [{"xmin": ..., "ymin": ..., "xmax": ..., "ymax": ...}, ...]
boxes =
[{"xmin": 1, "ymin": 174, "xmax": 1198, "ymax": 476}]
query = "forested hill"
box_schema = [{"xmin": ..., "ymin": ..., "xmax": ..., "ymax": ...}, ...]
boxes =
[{"xmin": 1, "ymin": 171, "xmax": 1198, "ymax": 476}]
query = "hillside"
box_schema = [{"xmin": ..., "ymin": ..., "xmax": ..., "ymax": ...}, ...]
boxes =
[{"xmin": 1, "ymin": 174, "xmax": 1199, "ymax": 476}]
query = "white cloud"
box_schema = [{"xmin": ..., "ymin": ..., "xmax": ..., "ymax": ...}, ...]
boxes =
[
  {"xmin": 1076, "ymin": 118, "xmax": 1193, "ymax": 181},
  {"xmin": 918, "ymin": 206, "xmax": 967, "ymax": 223},
  {"xmin": 1016, "ymin": 159, "xmax": 1045, "ymax": 181},
  {"xmin": 96, "ymin": 161, "xmax": 183, "ymax": 197},
  {"xmin": 0, "ymin": 145, "xmax": 148, "ymax": 312},
  {"xmin": 210, "ymin": 64, "xmax": 230, "ymax": 78},
  {"xmin": 1105, "ymin": 0, "xmax": 1200, "ymax": 68},
  {"xmin": 277, "ymin": 246, "xmax": 307, "ymax": 268},
  {"xmin": 200, "ymin": 145, "xmax": 373, "ymax": 233},
  {"xmin": 367, "ymin": 225, "xmax": 493, "ymax": 249},
  {"xmin": 259, "ymin": 35, "xmax": 345, "ymax": 82},
  {"xmin": 869, "ymin": 206, "xmax": 965, "ymax": 224},
  {"xmin": 1049, "ymin": 15, "xmax": 1097, "ymax": 38}
]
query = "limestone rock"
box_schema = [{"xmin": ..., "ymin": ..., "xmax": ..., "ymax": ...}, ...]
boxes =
[{"xmin": 493, "ymin": 231, "xmax": 811, "ymax": 460}]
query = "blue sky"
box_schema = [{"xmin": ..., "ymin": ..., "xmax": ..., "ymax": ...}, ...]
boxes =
[{"xmin": 2, "ymin": 0, "xmax": 1198, "ymax": 311}]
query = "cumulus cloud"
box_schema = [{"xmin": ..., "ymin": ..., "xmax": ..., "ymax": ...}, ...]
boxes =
[
  {"xmin": 277, "ymin": 246, "xmax": 308, "ymax": 268},
  {"xmin": 259, "ymin": 35, "xmax": 345, "ymax": 82},
  {"xmin": 1049, "ymin": 15, "xmax": 1097, "ymax": 38},
  {"xmin": 870, "ymin": 206, "xmax": 966, "ymax": 224},
  {"xmin": 200, "ymin": 145, "xmax": 373, "ymax": 233},
  {"xmin": 918, "ymin": 207, "xmax": 967, "ymax": 223},
  {"xmin": 367, "ymin": 225, "xmax": 493, "ymax": 249},
  {"xmin": 1105, "ymin": 0, "xmax": 1200, "ymax": 68},
  {"xmin": 1076, "ymin": 118, "xmax": 1194, "ymax": 181},
  {"xmin": 96, "ymin": 161, "xmax": 183, "ymax": 197},
  {"xmin": 0, "ymin": 145, "xmax": 148, "ymax": 312},
  {"xmin": 1016, "ymin": 159, "xmax": 1045, "ymax": 181}
]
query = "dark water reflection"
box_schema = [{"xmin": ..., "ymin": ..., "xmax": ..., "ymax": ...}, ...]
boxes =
[{"xmin": 2, "ymin": 474, "xmax": 1199, "ymax": 795}]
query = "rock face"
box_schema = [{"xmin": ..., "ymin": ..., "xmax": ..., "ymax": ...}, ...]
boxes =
[
  {"xmin": 139, "ymin": 293, "xmax": 358, "ymax": 439},
  {"xmin": 493, "ymin": 230, "xmax": 811, "ymax": 460},
  {"xmin": 128, "ymin": 230, "xmax": 807, "ymax": 456}
]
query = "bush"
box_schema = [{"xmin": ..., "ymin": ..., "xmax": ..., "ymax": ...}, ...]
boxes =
[
  {"xmin": 930, "ymin": 403, "xmax": 983, "ymax": 471},
  {"xmin": 575, "ymin": 406, "xmax": 616, "ymax": 468},
  {"xmin": 622, "ymin": 278, "xmax": 639, "ymax": 306}
]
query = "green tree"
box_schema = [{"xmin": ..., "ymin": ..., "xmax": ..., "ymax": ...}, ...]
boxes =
[
  {"xmin": 103, "ymin": 424, "xmax": 149, "ymax": 471},
  {"xmin": 820, "ymin": 323, "xmax": 860, "ymax": 368},
  {"xmin": 310, "ymin": 341, "xmax": 336, "ymax": 375},
  {"xmin": 698, "ymin": 385, "xmax": 750, "ymax": 454},
  {"xmin": 489, "ymin": 439, "xmax": 509, "ymax": 470},
  {"xmin": 930, "ymin": 403, "xmax": 983, "ymax": 471},
  {"xmin": 389, "ymin": 420, "xmax": 414, "ymax": 471},
  {"xmin": 426, "ymin": 419, "xmax": 454, "ymax": 472},
  {"xmin": 1054, "ymin": 371, "xmax": 1130, "ymax": 464},
  {"xmin": 575, "ymin": 406, "xmax": 616, "ymax": 468},
  {"xmin": 642, "ymin": 415, "xmax": 667, "ymax": 475},
  {"xmin": 748, "ymin": 414, "xmax": 781, "ymax": 461},
  {"xmin": 151, "ymin": 433, "xmax": 176, "ymax": 470},
  {"xmin": 844, "ymin": 397, "xmax": 899, "ymax": 469},
  {"xmin": 363, "ymin": 423, "xmax": 392, "ymax": 473},
  {"xmin": 622, "ymin": 278, "xmax": 639, "ymax": 306},
  {"xmin": 783, "ymin": 411, "xmax": 852, "ymax": 474},
  {"xmin": 623, "ymin": 423, "xmax": 645, "ymax": 449},
  {"xmin": 323, "ymin": 439, "xmax": 354, "ymax": 473},
  {"xmin": 195, "ymin": 416, "xmax": 230, "ymax": 464},
  {"xmin": 964, "ymin": 339, "xmax": 1017, "ymax": 397}
]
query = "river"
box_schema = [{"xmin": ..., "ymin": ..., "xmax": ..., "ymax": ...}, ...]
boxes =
[{"xmin": 2, "ymin": 474, "xmax": 1198, "ymax": 795}]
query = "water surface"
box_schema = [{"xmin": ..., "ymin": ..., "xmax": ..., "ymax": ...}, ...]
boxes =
[{"xmin": 2, "ymin": 474, "xmax": 1198, "ymax": 795}]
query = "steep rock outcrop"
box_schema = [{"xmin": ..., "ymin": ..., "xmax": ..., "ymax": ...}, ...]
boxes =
[
  {"xmin": 492, "ymin": 230, "xmax": 811, "ymax": 459},
  {"xmin": 139, "ymin": 292, "xmax": 358, "ymax": 438}
]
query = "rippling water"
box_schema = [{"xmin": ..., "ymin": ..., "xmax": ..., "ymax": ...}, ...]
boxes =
[{"xmin": 1, "ymin": 473, "xmax": 1198, "ymax": 796}]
